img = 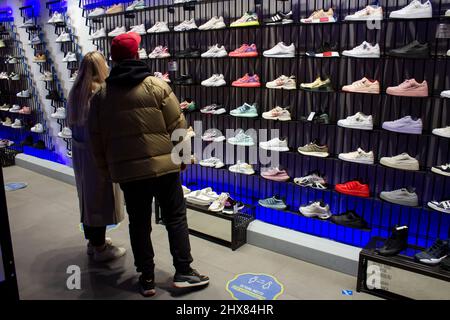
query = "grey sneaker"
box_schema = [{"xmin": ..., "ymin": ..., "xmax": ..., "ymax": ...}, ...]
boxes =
[
  {"xmin": 298, "ymin": 141, "xmax": 329, "ymax": 158},
  {"xmin": 380, "ymin": 187, "xmax": 419, "ymax": 207},
  {"xmin": 258, "ymin": 196, "xmax": 287, "ymax": 210},
  {"xmin": 87, "ymin": 237, "xmax": 112, "ymax": 255},
  {"xmin": 93, "ymin": 243, "xmax": 126, "ymax": 262},
  {"xmin": 174, "ymin": 269, "xmax": 209, "ymax": 288}
]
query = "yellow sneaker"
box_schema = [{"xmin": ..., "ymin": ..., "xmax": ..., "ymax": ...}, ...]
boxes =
[
  {"xmin": 230, "ymin": 12, "xmax": 259, "ymax": 27},
  {"xmin": 300, "ymin": 76, "xmax": 333, "ymax": 92}
]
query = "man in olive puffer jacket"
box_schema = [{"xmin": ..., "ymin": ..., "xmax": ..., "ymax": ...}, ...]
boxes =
[{"xmin": 88, "ymin": 33, "xmax": 209, "ymax": 297}]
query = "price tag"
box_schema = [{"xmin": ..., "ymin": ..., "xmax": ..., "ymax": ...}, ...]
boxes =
[
  {"xmin": 168, "ymin": 60, "xmax": 178, "ymax": 72},
  {"xmin": 307, "ymin": 112, "xmax": 316, "ymax": 121}
]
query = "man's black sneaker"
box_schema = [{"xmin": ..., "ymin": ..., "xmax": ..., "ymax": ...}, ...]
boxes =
[
  {"xmin": 174, "ymin": 269, "xmax": 209, "ymax": 288},
  {"xmin": 33, "ymin": 140, "xmax": 46, "ymax": 149},
  {"xmin": 331, "ymin": 210, "xmax": 369, "ymax": 230},
  {"xmin": 388, "ymin": 40, "xmax": 430, "ymax": 59},
  {"xmin": 139, "ymin": 275, "xmax": 156, "ymax": 297},
  {"xmin": 306, "ymin": 42, "xmax": 340, "ymax": 58},
  {"xmin": 20, "ymin": 135, "xmax": 33, "ymax": 146},
  {"xmin": 174, "ymin": 74, "xmax": 194, "ymax": 85},
  {"xmin": 377, "ymin": 225, "xmax": 408, "ymax": 256},
  {"xmin": 174, "ymin": 48, "xmax": 201, "ymax": 58},
  {"xmin": 222, "ymin": 197, "xmax": 245, "ymax": 215},
  {"xmin": 264, "ymin": 11, "xmax": 294, "ymax": 25},
  {"xmin": 46, "ymin": 90, "xmax": 61, "ymax": 101},
  {"xmin": 300, "ymin": 111, "xmax": 330, "ymax": 124},
  {"xmin": 414, "ymin": 239, "xmax": 449, "ymax": 265}
]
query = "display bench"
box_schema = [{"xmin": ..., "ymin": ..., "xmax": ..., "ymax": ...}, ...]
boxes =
[
  {"xmin": 356, "ymin": 237, "xmax": 450, "ymax": 300},
  {"xmin": 155, "ymin": 201, "xmax": 254, "ymax": 251}
]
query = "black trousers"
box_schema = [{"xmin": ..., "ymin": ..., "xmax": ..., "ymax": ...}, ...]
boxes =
[
  {"xmin": 83, "ymin": 225, "xmax": 106, "ymax": 247},
  {"xmin": 120, "ymin": 172, "xmax": 193, "ymax": 277}
]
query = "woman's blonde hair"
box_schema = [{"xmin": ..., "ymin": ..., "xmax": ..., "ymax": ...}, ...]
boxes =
[{"xmin": 67, "ymin": 51, "xmax": 109, "ymax": 126}]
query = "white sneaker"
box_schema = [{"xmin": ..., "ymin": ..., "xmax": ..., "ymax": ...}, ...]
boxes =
[
  {"xmin": 51, "ymin": 107, "xmax": 66, "ymax": 119},
  {"xmin": 93, "ymin": 243, "xmax": 126, "ymax": 262},
  {"xmin": 126, "ymin": 0, "xmax": 145, "ymax": 11},
  {"xmin": 30, "ymin": 36, "xmax": 41, "ymax": 45},
  {"xmin": 266, "ymin": 75, "xmax": 296, "ymax": 90},
  {"xmin": 20, "ymin": 19, "xmax": 35, "ymax": 28},
  {"xmin": 108, "ymin": 26, "xmax": 126, "ymax": 37},
  {"xmin": 31, "ymin": 123, "xmax": 44, "ymax": 133},
  {"xmin": 380, "ymin": 153, "xmax": 420, "ymax": 171},
  {"xmin": 0, "ymin": 72, "xmax": 8, "ymax": 79},
  {"xmin": 262, "ymin": 106, "xmax": 291, "ymax": 121},
  {"xmin": 199, "ymin": 157, "xmax": 225, "ymax": 169},
  {"xmin": 7, "ymin": 57, "xmax": 18, "ymax": 64},
  {"xmin": 148, "ymin": 46, "xmax": 170, "ymax": 58},
  {"xmin": 9, "ymin": 105, "xmax": 21, "ymax": 113},
  {"xmin": 62, "ymin": 52, "xmax": 77, "ymax": 62},
  {"xmin": 208, "ymin": 193, "xmax": 229, "ymax": 212},
  {"xmin": 11, "ymin": 119, "xmax": 22, "ymax": 129},
  {"xmin": 446, "ymin": 9, "xmax": 450, "ymax": 17},
  {"xmin": 16, "ymin": 90, "xmax": 30, "ymax": 98},
  {"xmin": 198, "ymin": 16, "xmax": 226, "ymax": 30},
  {"xmin": 201, "ymin": 129, "xmax": 226, "ymax": 142},
  {"xmin": 48, "ymin": 12, "xmax": 64, "ymax": 24},
  {"xmin": 201, "ymin": 44, "xmax": 228, "ymax": 58},
  {"xmin": 229, "ymin": 161, "xmax": 255, "ymax": 175},
  {"xmin": 338, "ymin": 112, "xmax": 373, "ymax": 130},
  {"xmin": 55, "ymin": 31, "xmax": 70, "ymax": 42},
  {"xmin": 128, "ymin": 24, "xmax": 146, "ymax": 35},
  {"xmin": 174, "ymin": 19, "xmax": 198, "ymax": 31},
  {"xmin": 147, "ymin": 21, "xmax": 170, "ymax": 33},
  {"xmin": 58, "ymin": 127, "xmax": 72, "ymax": 139},
  {"xmin": 342, "ymin": 41, "xmax": 380, "ymax": 58},
  {"xmin": 138, "ymin": 48, "xmax": 148, "ymax": 59},
  {"xmin": 185, "ymin": 188, "xmax": 219, "ymax": 206},
  {"xmin": 339, "ymin": 148, "xmax": 374, "ymax": 164},
  {"xmin": 201, "ymin": 74, "xmax": 226, "ymax": 87},
  {"xmin": 259, "ymin": 138, "xmax": 289, "ymax": 152},
  {"xmin": 389, "ymin": 0, "xmax": 432, "ymax": 19},
  {"xmin": 90, "ymin": 28, "xmax": 106, "ymax": 39},
  {"xmin": 263, "ymin": 42, "xmax": 295, "ymax": 58},
  {"xmin": 299, "ymin": 201, "xmax": 332, "ymax": 219},
  {"xmin": 345, "ymin": 5, "xmax": 383, "ymax": 21},
  {"xmin": 40, "ymin": 71, "xmax": 53, "ymax": 81},
  {"xmin": 70, "ymin": 71, "xmax": 78, "ymax": 82},
  {"xmin": 9, "ymin": 73, "xmax": 20, "ymax": 81},
  {"xmin": 441, "ymin": 90, "xmax": 450, "ymax": 98},
  {"xmin": 88, "ymin": 7, "xmax": 106, "ymax": 18},
  {"xmin": 432, "ymin": 126, "xmax": 450, "ymax": 138}
]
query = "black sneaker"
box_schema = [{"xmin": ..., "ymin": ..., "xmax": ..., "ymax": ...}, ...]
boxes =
[
  {"xmin": 174, "ymin": 48, "xmax": 201, "ymax": 58},
  {"xmin": 264, "ymin": 11, "xmax": 294, "ymax": 25},
  {"xmin": 306, "ymin": 42, "xmax": 340, "ymax": 58},
  {"xmin": 300, "ymin": 111, "xmax": 330, "ymax": 124},
  {"xmin": 33, "ymin": 140, "xmax": 45, "ymax": 149},
  {"xmin": 222, "ymin": 197, "xmax": 244, "ymax": 215},
  {"xmin": 46, "ymin": 90, "xmax": 61, "ymax": 101},
  {"xmin": 20, "ymin": 135, "xmax": 33, "ymax": 146},
  {"xmin": 174, "ymin": 74, "xmax": 194, "ymax": 86},
  {"xmin": 331, "ymin": 210, "xmax": 369, "ymax": 230},
  {"xmin": 441, "ymin": 256, "xmax": 450, "ymax": 271},
  {"xmin": 431, "ymin": 163, "xmax": 450, "ymax": 177},
  {"xmin": 377, "ymin": 225, "xmax": 408, "ymax": 256},
  {"xmin": 414, "ymin": 239, "xmax": 449, "ymax": 265},
  {"xmin": 173, "ymin": 269, "xmax": 209, "ymax": 288},
  {"xmin": 139, "ymin": 275, "xmax": 156, "ymax": 297},
  {"xmin": 388, "ymin": 40, "xmax": 430, "ymax": 59}
]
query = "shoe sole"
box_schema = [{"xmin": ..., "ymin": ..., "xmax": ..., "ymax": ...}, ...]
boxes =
[
  {"xmin": 383, "ymin": 127, "xmax": 422, "ymax": 135},
  {"xmin": 259, "ymin": 204, "xmax": 287, "ymax": 210},
  {"xmin": 431, "ymin": 167, "xmax": 450, "ymax": 176},
  {"xmin": 266, "ymin": 85, "xmax": 297, "ymax": 90},
  {"xmin": 262, "ymin": 115, "xmax": 291, "ymax": 121},
  {"xmin": 259, "ymin": 146, "xmax": 289, "ymax": 152},
  {"xmin": 307, "ymin": 52, "xmax": 340, "ymax": 58},
  {"xmin": 379, "ymin": 194, "xmax": 418, "ymax": 207},
  {"xmin": 301, "ymin": 17, "xmax": 336, "ymax": 24},
  {"xmin": 344, "ymin": 16, "xmax": 383, "ymax": 21},
  {"xmin": 386, "ymin": 89, "xmax": 428, "ymax": 97},
  {"xmin": 265, "ymin": 20, "xmax": 294, "ymax": 25},
  {"xmin": 380, "ymin": 160, "xmax": 419, "ymax": 171},
  {"xmin": 229, "ymin": 113, "xmax": 258, "ymax": 118},
  {"xmin": 229, "ymin": 169, "xmax": 255, "ymax": 175},
  {"xmin": 342, "ymin": 52, "xmax": 380, "ymax": 58},
  {"xmin": 387, "ymin": 52, "xmax": 429, "ymax": 59},
  {"xmin": 300, "ymin": 86, "xmax": 333, "ymax": 92},
  {"xmin": 299, "ymin": 208, "xmax": 331, "ymax": 219},
  {"xmin": 336, "ymin": 189, "xmax": 369, "ymax": 198},
  {"xmin": 230, "ymin": 22, "xmax": 260, "ymax": 27},
  {"xmin": 432, "ymin": 131, "xmax": 450, "ymax": 138},
  {"xmin": 416, "ymin": 255, "xmax": 448, "ymax": 265},
  {"xmin": 390, "ymin": 13, "xmax": 432, "ymax": 19},
  {"xmin": 173, "ymin": 280, "xmax": 210, "ymax": 288},
  {"xmin": 232, "ymin": 83, "xmax": 261, "ymax": 88},
  {"xmin": 427, "ymin": 202, "xmax": 450, "ymax": 214},
  {"xmin": 298, "ymin": 150, "xmax": 329, "ymax": 158},
  {"xmin": 338, "ymin": 122, "xmax": 373, "ymax": 130},
  {"xmin": 342, "ymin": 88, "xmax": 379, "ymax": 94},
  {"xmin": 263, "ymin": 53, "xmax": 295, "ymax": 58},
  {"xmin": 338, "ymin": 155, "xmax": 374, "ymax": 165}
]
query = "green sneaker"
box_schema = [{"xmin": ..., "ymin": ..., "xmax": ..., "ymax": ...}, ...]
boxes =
[{"xmin": 258, "ymin": 196, "xmax": 287, "ymax": 210}]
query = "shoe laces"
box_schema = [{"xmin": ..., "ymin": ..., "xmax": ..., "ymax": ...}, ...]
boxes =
[{"xmin": 425, "ymin": 240, "xmax": 446, "ymax": 256}]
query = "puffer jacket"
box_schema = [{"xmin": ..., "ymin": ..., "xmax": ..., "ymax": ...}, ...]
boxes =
[{"xmin": 88, "ymin": 59, "xmax": 186, "ymax": 183}]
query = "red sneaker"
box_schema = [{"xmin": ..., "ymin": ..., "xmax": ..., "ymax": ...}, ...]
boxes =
[{"xmin": 335, "ymin": 181, "xmax": 370, "ymax": 198}]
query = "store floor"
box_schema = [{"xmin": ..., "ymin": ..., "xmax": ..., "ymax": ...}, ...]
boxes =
[{"xmin": 4, "ymin": 166, "xmax": 379, "ymax": 300}]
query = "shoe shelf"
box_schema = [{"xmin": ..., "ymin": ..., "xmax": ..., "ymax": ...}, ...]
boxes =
[
  {"xmin": 19, "ymin": 6, "xmax": 72, "ymax": 154},
  {"xmin": 0, "ymin": 19, "xmax": 54, "ymax": 157}
]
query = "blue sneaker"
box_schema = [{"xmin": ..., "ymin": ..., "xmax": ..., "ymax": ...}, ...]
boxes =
[
  {"xmin": 258, "ymin": 196, "xmax": 287, "ymax": 210},
  {"xmin": 230, "ymin": 103, "xmax": 258, "ymax": 118},
  {"xmin": 414, "ymin": 239, "xmax": 449, "ymax": 265}
]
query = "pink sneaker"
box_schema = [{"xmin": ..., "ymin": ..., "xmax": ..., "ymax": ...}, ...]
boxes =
[
  {"xmin": 261, "ymin": 167, "xmax": 290, "ymax": 182},
  {"xmin": 228, "ymin": 44, "xmax": 258, "ymax": 57},
  {"xmin": 342, "ymin": 77, "xmax": 380, "ymax": 94},
  {"xmin": 386, "ymin": 79, "xmax": 428, "ymax": 97},
  {"xmin": 232, "ymin": 73, "xmax": 261, "ymax": 87}
]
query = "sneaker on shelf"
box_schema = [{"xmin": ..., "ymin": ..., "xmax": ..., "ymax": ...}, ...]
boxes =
[
  {"xmin": 41, "ymin": 71, "xmax": 53, "ymax": 81},
  {"xmin": 128, "ymin": 24, "xmax": 146, "ymax": 35},
  {"xmin": 198, "ymin": 16, "xmax": 226, "ymax": 30},
  {"xmin": 230, "ymin": 12, "xmax": 259, "ymax": 27},
  {"xmin": 228, "ymin": 161, "xmax": 255, "ymax": 175},
  {"xmin": 387, "ymin": 79, "xmax": 428, "ymax": 97},
  {"xmin": 18, "ymin": 106, "xmax": 31, "ymax": 115},
  {"xmin": 148, "ymin": 46, "xmax": 171, "ymax": 59},
  {"xmin": 428, "ymin": 200, "xmax": 450, "ymax": 214},
  {"xmin": 33, "ymin": 53, "xmax": 46, "ymax": 63},
  {"xmin": 415, "ymin": 239, "xmax": 449, "ymax": 265},
  {"xmin": 174, "ymin": 19, "xmax": 198, "ymax": 31},
  {"xmin": 90, "ymin": 28, "xmax": 106, "ymax": 39},
  {"xmin": 331, "ymin": 210, "xmax": 369, "ymax": 229},
  {"xmin": 299, "ymin": 201, "xmax": 332, "ymax": 219},
  {"xmin": 16, "ymin": 90, "xmax": 30, "ymax": 98},
  {"xmin": 30, "ymin": 123, "xmax": 44, "ymax": 133},
  {"xmin": 153, "ymin": 72, "xmax": 170, "ymax": 82},
  {"xmin": 147, "ymin": 21, "xmax": 170, "ymax": 33},
  {"xmin": 263, "ymin": 42, "xmax": 295, "ymax": 58},
  {"xmin": 30, "ymin": 35, "xmax": 41, "ymax": 45},
  {"xmin": 227, "ymin": 130, "xmax": 255, "ymax": 146},
  {"xmin": 55, "ymin": 31, "xmax": 70, "ymax": 42},
  {"xmin": 342, "ymin": 41, "xmax": 380, "ymax": 58},
  {"xmin": 342, "ymin": 77, "xmax": 380, "ymax": 94},
  {"xmin": 48, "ymin": 12, "xmax": 64, "ymax": 24},
  {"xmin": 259, "ymin": 196, "xmax": 287, "ymax": 210},
  {"xmin": 174, "ymin": 74, "xmax": 194, "ymax": 85},
  {"xmin": 259, "ymin": 138, "xmax": 289, "ymax": 152},
  {"xmin": 229, "ymin": 103, "xmax": 258, "ymax": 118},
  {"xmin": 7, "ymin": 56, "xmax": 18, "ymax": 64},
  {"xmin": 266, "ymin": 75, "xmax": 296, "ymax": 90},
  {"xmin": 345, "ymin": 4, "xmax": 383, "ymax": 21},
  {"xmin": 201, "ymin": 129, "xmax": 225, "ymax": 142},
  {"xmin": 2, "ymin": 117, "xmax": 12, "ymax": 126},
  {"xmin": 300, "ymin": 8, "xmax": 336, "ymax": 24},
  {"xmin": 88, "ymin": 7, "xmax": 106, "ymax": 18},
  {"xmin": 199, "ymin": 157, "xmax": 225, "ymax": 168},
  {"xmin": 11, "ymin": 119, "xmax": 22, "ymax": 129},
  {"xmin": 335, "ymin": 181, "xmax": 370, "ymax": 198},
  {"xmin": 106, "ymin": 4, "xmax": 123, "ymax": 14},
  {"xmin": 382, "ymin": 116, "xmax": 423, "ymax": 135},
  {"xmin": 432, "ymin": 126, "xmax": 450, "ymax": 138},
  {"xmin": 389, "ymin": 0, "xmax": 432, "ymax": 19},
  {"xmin": 262, "ymin": 106, "xmax": 291, "ymax": 121},
  {"xmin": 338, "ymin": 112, "xmax": 373, "ymax": 130},
  {"xmin": 300, "ymin": 76, "xmax": 333, "ymax": 92},
  {"xmin": 58, "ymin": 127, "xmax": 72, "ymax": 139},
  {"xmin": 62, "ymin": 52, "xmax": 77, "ymax": 62},
  {"xmin": 264, "ymin": 11, "xmax": 294, "ymax": 25},
  {"xmin": 294, "ymin": 172, "xmax": 327, "ymax": 190},
  {"xmin": 306, "ymin": 42, "xmax": 339, "ymax": 58},
  {"xmin": 8, "ymin": 104, "xmax": 21, "ymax": 113},
  {"xmin": 126, "ymin": 0, "xmax": 145, "ymax": 11},
  {"xmin": 261, "ymin": 167, "xmax": 290, "ymax": 182},
  {"xmin": 185, "ymin": 188, "xmax": 219, "ymax": 206},
  {"xmin": 300, "ymin": 111, "xmax": 330, "ymax": 124},
  {"xmin": 232, "ymin": 74, "xmax": 261, "ymax": 87},
  {"xmin": 431, "ymin": 163, "xmax": 450, "ymax": 176},
  {"xmin": 108, "ymin": 26, "xmax": 126, "ymax": 37},
  {"xmin": 222, "ymin": 196, "xmax": 244, "ymax": 215},
  {"xmin": 9, "ymin": 72, "xmax": 20, "ymax": 80},
  {"xmin": 0, "ymin": 72, "xmax": 8, "ymax": 80},
  {"xmin": 201, "ymin": 44, "xmax": 228, "ymax": 58},
  {"xmin": 339, "ymin": 148, "xmax": 374, "ymax": 164},
  {"xmin": 440, "ymin": 90, "xmax": 450, "ymax": 98},
  {"xmin": 0, "ymin": 40, "xmax": 4, "ymax": 48},
  {"xmin": 180, "ymin": 99, "xmax": 196, "ymax": 112},
  {"xmin": 20, "ymin": 18, "xmax": 35, "ymax": 28},
  {"xmin": 380, "ymin": 187, "xmax": 419, "ymax": 207},
  {"xmin": 229, "ymin": 44, "xmax": 258, "ymax": 58},
  {"xmin": 182, "ymin": 185, "xmax": 191, "ymax": 196},
  {"xmin": 0, "ymin": 139, "xmax": 13, "ymax": 148},
  {"xmin": 387, "ymin": 40, "xmax": 429, "ymax": 59},
  {"xmin": 173, "ymin": 269, "xmax": 209, "ymax": 289},
  {"xmin": 297, "ymin": 141, "xmax": 329, "ymax": 158},
  {"xmin": 208, "ymin": 193, "xmax": 230, "ymax": 212},
  {"xmin": 377, "ymin": 226, "xmax": 409, "ymax": 256},
  {"xmin": 380, "ymin": 153, "xmax": 419, "ymax": 171},
  {"xmin": 51, "ymin": 107, "xmax": 66, "ymax": 119},
  {"xmin": 0, "ymin": 103, "xmax": 10, "ymax": 111},
  {"xmin": 138, "ymin": 48, "xmax": 148, "ymax": 59},
  {"xmin": 200, "ymin": 104, "xmax": 226, "ymax": 115},
  {"xmin": 201, "ymin": 74, "xmax": 226, "ymax": 87}
]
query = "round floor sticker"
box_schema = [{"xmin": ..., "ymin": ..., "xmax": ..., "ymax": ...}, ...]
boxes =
[
  {"xmin": 4, "ymin": 182, "xmax": 28, "ymax": 192},
  {"xmin": 226, "ymin": 273, "xmax": 284, "ymax": 300}
]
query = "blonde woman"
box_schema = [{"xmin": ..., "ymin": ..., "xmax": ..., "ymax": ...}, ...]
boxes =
[{"xmin": 67, "ymin": 51, "xmax": 126, "ymax": 262}]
